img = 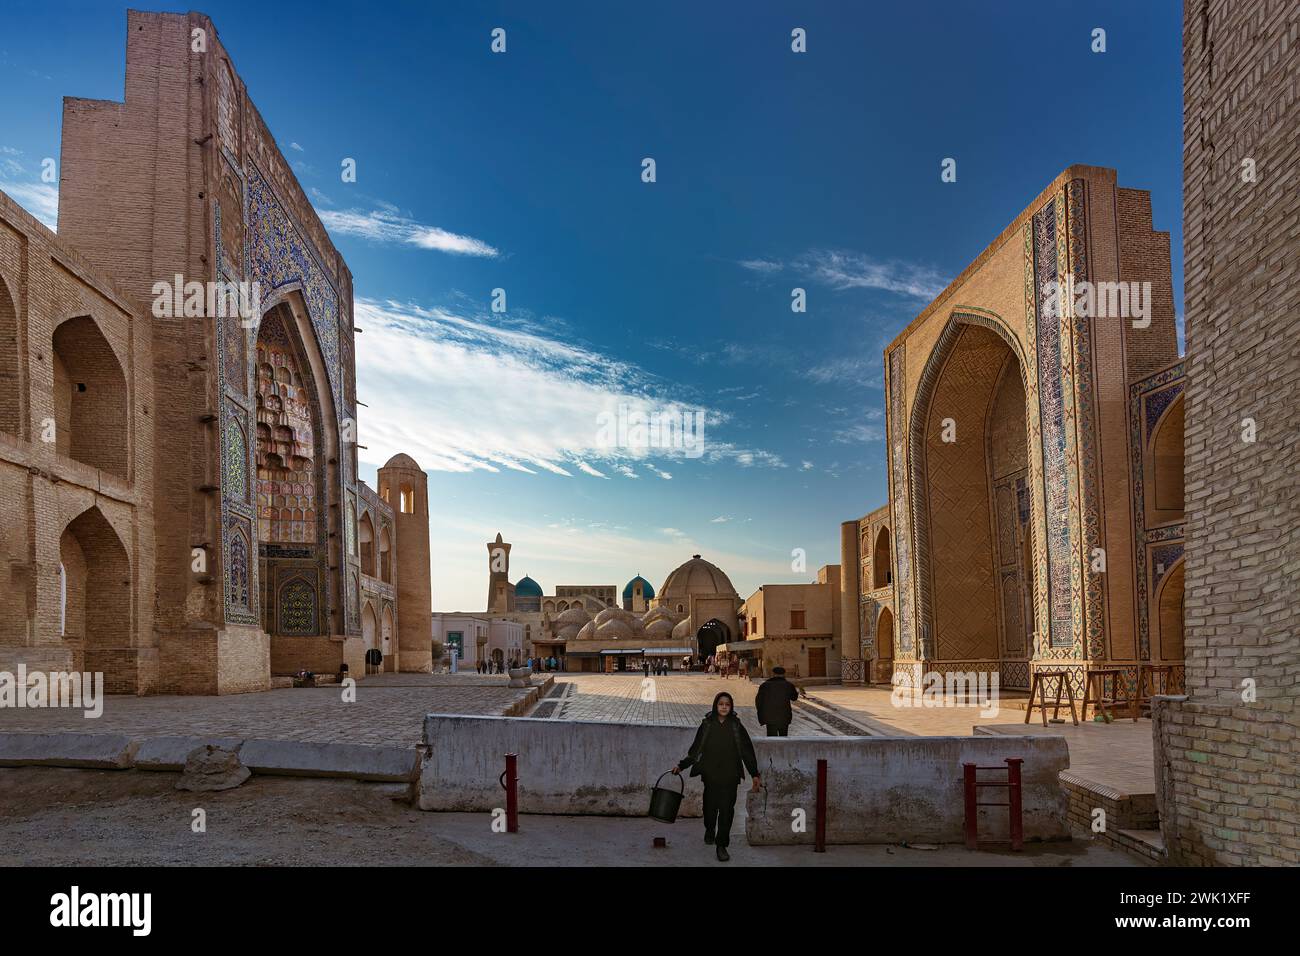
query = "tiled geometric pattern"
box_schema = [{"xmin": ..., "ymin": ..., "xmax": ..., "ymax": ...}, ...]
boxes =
[
  {"xmin": 888, "ymin": 345, "xmax": 914, "ymax": 657},
  {"xmin": 1031, "ymin": 197, "xmax": 1077, "ymax": 651}
]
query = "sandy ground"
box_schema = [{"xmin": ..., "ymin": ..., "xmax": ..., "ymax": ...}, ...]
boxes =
[{"xmin": 0, "ymin": 767, "xmax": 1143, "ymax": 867}]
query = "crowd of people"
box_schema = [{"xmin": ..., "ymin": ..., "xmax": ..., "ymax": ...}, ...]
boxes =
[{"xmin": 475, "ymin": 655, "xmax": 563, "ymax": 675}]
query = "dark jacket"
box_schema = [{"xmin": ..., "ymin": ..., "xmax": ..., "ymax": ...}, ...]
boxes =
[
  {"xmin": 754, "ymin": 676, "xmax": 799, "ymax": 727},
  {"xmin": 678, "ymin": 714, "xmax": 759, "ymax": 785}
]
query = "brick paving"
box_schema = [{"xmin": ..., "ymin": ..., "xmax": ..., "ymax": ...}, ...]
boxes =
[
  {"xmin": 806, "ymin": 684, "xmax": 1155, "ymax": 795},
  {"xmin": 546, "ymin": 674, "xmax": 837, "ymax": 736},
  {"xmin": 0, "ymin": 673, "xmax": 538, "ymax": 748}
]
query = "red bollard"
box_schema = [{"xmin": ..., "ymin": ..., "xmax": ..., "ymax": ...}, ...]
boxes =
[
  {"xmin": 498, "ymin": 752, "xmax": 519, "ymax": 833},
  {"xmin": 1006, "ymin": 757, "xmax": 1023, "ymax": 851},
  {"xmin": 963, "ymin": 762, "xmax": 978, "ymax": 849},
  {"xmin": 814, "ymin": 758, "xmax": 827, "ymax": 853}
]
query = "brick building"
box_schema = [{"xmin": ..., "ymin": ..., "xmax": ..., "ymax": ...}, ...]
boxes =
[
  {"xmin": 842, "ymin": 165, "xmax": 1186, "ymax": 700},
  {"xmin": 1151, "ymin": 0, "xmax": 1299, "ymax": 866},
  {"xmin": 0, "ymin": 10, "xmax": 431, "ymax": 693}
]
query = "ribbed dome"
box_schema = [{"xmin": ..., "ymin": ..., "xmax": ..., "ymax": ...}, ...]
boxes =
[
  {"xmin": 643, "ymin": 605, "xmax": 679, "ymax": 625},
  {"xmin": 575, "ymin": 621, "xmax": 597, "ymax": 642},
  {"xmin": 514, "ymin": 575, "xmax": 543, "ymax": 598},
  {"xmin": 622, "ymin": 575, "xmax": 655, "ymax": 601},
  {"xmin": 382, "ymin": 453, "xmax": 421, "ymax": 470},
  {"xmin": 594, "ymin": 606, "xmax": 635, "ymax": 626},
  {"xmin": 659, "ymin": 555, "xmax": 738, "ymax": 603}
]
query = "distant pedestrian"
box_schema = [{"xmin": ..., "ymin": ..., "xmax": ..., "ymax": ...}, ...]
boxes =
[
  {"xmin": 755, "ymin": 666, "xmax": 799, "ymax": 737},
  {"xmin": 672, "ymin": 692, "xmax": 760, "ymax": 862}
]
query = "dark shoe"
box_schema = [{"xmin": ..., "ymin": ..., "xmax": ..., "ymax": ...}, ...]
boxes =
[
  {"xmin": 716, "ymin": 846, "xmax": 730, "ymax": 862},
  {"xmin": 704, "ymin": 832, "xmax": 715, "ymax": 845}
]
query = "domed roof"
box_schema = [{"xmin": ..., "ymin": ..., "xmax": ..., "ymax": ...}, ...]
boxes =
[
  {"xmin": 576, "ymin": 621, "xmax": 597, "ymax": 642},
  {"xmin": 555, "ymin": 622, "xmax": 584, "ymax": 642},
  {"xmin": 383, "ymin": 453, "xmax": 422, "ymax": 470},
  {"xmin": 514, "ymin": 575, "xmax": 543, "ymax": 598},
  {"xmin": 672, "ymin": 618, "xmax": 693, "ymax": 639},
  {"xmin": 643, "ymin": 605, "xmax": 680, "ymax": 625},
  {"xmin": 555, "ymin": 606, "xmax": 592, "ymax": 625},
  {"xmin": 622, "ymin": 574, "xmax": 655, "ymax": 601},
  {"xmin": 659, "ymin": 555, "xmax": 738, "ymax": 602},
  {"xmin": 596, "ymin": 619, "xmax": 634, "ymax": 641},
  {"xmin": 645, "ymin": 618, "xmax": 675, "ymax": 638},
  {"xmin": 594, "ymin": 606, "xmax": 635, "ymax": 626}
]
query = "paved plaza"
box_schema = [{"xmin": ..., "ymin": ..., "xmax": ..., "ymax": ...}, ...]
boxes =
[{"xmin": 0, "ymin": 673, "xmax": 544, "ymax": 748}]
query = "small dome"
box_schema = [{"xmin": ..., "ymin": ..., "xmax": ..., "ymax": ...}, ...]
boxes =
[
  {"xmin": 672, "ymin": 618, "xmax": 693, "ymax": 639},
  {"xmin": 643, "ymin": 605, "xmax": 679, "ymax": 625},
  {"xmin": 514, "ymin": 575, "xmax": 543, "ymax": 598},
  {"xmin": 556, "ymin": 606, "xmax": 592, "ymax": 625},
  {"xmin": 594, "ymin": 606, "xmax": 635, "ymax": 626},
  {"xmin": 575, "ymin": 621, "xmax": 597, "ymax": 642},
  {"xmin": 596, "ymin": 619, "xmax": 634, "ymax": 641},
  {"xmin": 622, "ymin": 574, "xmax": 655, "ymax": 602},
  {"xmin": 383, "ymin": 453, "xmax": 422, "ymax": 470},
  {"xmin": 645, "ymin": 618, "xmax": 675, "ymax": 638},
  {"xmin": 555, "ymin": 622, "xmax": 584, "ymax": 642}
]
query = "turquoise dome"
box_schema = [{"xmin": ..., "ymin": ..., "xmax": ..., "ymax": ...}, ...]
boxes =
[
  {"xmin": 514, "ymin": 575, "xmax": 543, "ymax": 598},
  {"xmin": 622, "ymin": 575, "xmax": 655, "ymax": 601}
]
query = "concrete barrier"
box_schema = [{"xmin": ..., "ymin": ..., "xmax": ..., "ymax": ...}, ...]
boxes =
[
  {"xmin": 418, "ymin": 715, "xmax": 1070, "ymax": 845},
  {"xmin": 0, "ymin": 732, "xmax": 136, "ymax": 769},
  {"xmin": 239, "ymin": 738, "xmax": 419, "ymax": 782},
  {"xmin": 134, "ymin": 736, "xmax": 246, "ymax": 771},
  {"xmin": 745, "ymin": 736, "xmax": 1070, "ymax": 845},
  {"xmin": 419, "ymin": 714, "xmax": 702, "ymax": 815}
]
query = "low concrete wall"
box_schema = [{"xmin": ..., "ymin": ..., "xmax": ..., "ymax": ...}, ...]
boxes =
[
  {"xmin": 419, "ymin": 715, "xmax": 1071, "ymax": 845},
  {"xmin": 745, "ymin": 736, "xmax": 1070, "ymax": 845},
  {"xmin": 419, "ymin": 714, "xmax": 702, "ymax": 816}
]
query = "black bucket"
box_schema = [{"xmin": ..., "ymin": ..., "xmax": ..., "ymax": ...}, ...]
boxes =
[{"xmin": 648, "ymin": 770, "xmax": 685, "ymax": 823}]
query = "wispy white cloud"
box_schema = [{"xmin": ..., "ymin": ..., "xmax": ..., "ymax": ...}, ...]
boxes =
[
  {"xmin": 733, "ymin": 249, "xmax": 947, "ymax": 300},
  {"xmin": 798, "ymin": 249, "xmax": 947, "ymax": 299},
  {"xmin": 1, "ymin": 180, "xmax": 57, "ymax": 231},
  {"xmin": 321, "ymin": 207, "xmax": 499, "ymax": 257},
  {"xmin": 354, "ymin": 298, "xmax": 782, "ymax": 477},
  {"xmin": 290, "ymin": 142, "xmax": 304, "ymax": 152}
]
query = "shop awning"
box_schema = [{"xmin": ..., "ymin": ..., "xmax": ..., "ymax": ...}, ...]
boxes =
[
  {"xmin": 641, "ymin": 647, "xmax": 692, "ymax": 655},
  {"xmin": 600, "ymin": 648, "xmax": 642, "ymax": 655}
]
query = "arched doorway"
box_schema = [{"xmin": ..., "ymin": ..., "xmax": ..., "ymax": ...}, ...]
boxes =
[
  {"xmin": 910, "ymin": 316, "xmax": 1034, "ymax": 665},
  {"xmin": 1155, "ymin": 560, "xmax": 1185, "ymax": 664},
  {"xmin": 59, "ymin": 506, "xmax": 130, "ymax": 689},
  {"xmin": 380, "ymin": 606, "xmax": 396, "ymax": 672},
  {"xmin": 358, "ymin": 511, "xmax": 375, "ymax": 576},
  {"xmin": 254, "ymin": 297, "xmax": 338, "ymax": 638},
  {"xmin": 52, "ymin": 316, "xmax": 128, "ymax": 478},
  {"xmin": 872, "ymin": 527, "xmax": 892, "ymax": 588},
  {"xmin": 0, "ymin": 276, "xmax": 19, "ymax": 437},
  {"xmin": 361, "ymin": 601, "xmax": 378, "ymax": 650},
  {"xmin": 875, "ymin": 606, "xmax": 894, "ymax": 682},
  {"xmin": 697, "ymin": 619, "xmax": 729, "ymax": 659}
]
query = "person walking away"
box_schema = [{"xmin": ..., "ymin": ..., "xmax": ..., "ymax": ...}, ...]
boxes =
[
  {"xmin": 754, "ymin": 666, "xmax": 799, "ymax": 737},
  {"xmin": 672, "ymin": 692, "xmax": 759, "ymax": 861}
]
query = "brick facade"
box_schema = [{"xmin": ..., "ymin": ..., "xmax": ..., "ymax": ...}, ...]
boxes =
[{"xmin": 1153, "ymin": 0, "xmax": 1300, "ymax": 866}]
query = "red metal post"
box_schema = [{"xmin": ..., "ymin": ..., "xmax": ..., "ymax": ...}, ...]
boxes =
[
  {"xmin": 1006, "ymin": 757, "xmax": 1023, "ymax": 851},
  {"xmin": 814, "ymin": 758, "xmax": 827, "ymax": 853},
  {"xmin": 963, "ymin": 762, "xmax": 978, "ymax": 849},
  {"xmin": 505, "ymin": 752, "xmax": 519, "ymax": 833}
]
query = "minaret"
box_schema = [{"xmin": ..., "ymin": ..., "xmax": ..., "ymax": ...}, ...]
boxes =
[
  {"xmin": 486, "ymin": 532, "xmax": 513, "ymax": 613},
  {"xmin": 378, "ymin": 454, "xmax": 432, "ymax": 672}
]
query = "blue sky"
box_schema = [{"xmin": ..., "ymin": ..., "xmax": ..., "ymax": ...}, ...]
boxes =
[{"xmin": 0, "ymin": 1, "xmax": 1183, "ymax": 611}]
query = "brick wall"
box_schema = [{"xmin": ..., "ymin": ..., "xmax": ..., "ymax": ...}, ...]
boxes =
[{"xmin": 1156, "ymin": 0, "xmax": 1300, "ymax": 866}]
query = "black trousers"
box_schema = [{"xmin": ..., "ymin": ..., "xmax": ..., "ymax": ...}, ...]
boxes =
[
  {"xmin": 702, "ymin": 777, "xmax": 739, "ymax": 848},
  {"xmin": 765, "ymin": 724, "xmax": 789, "ymax": 737}
]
